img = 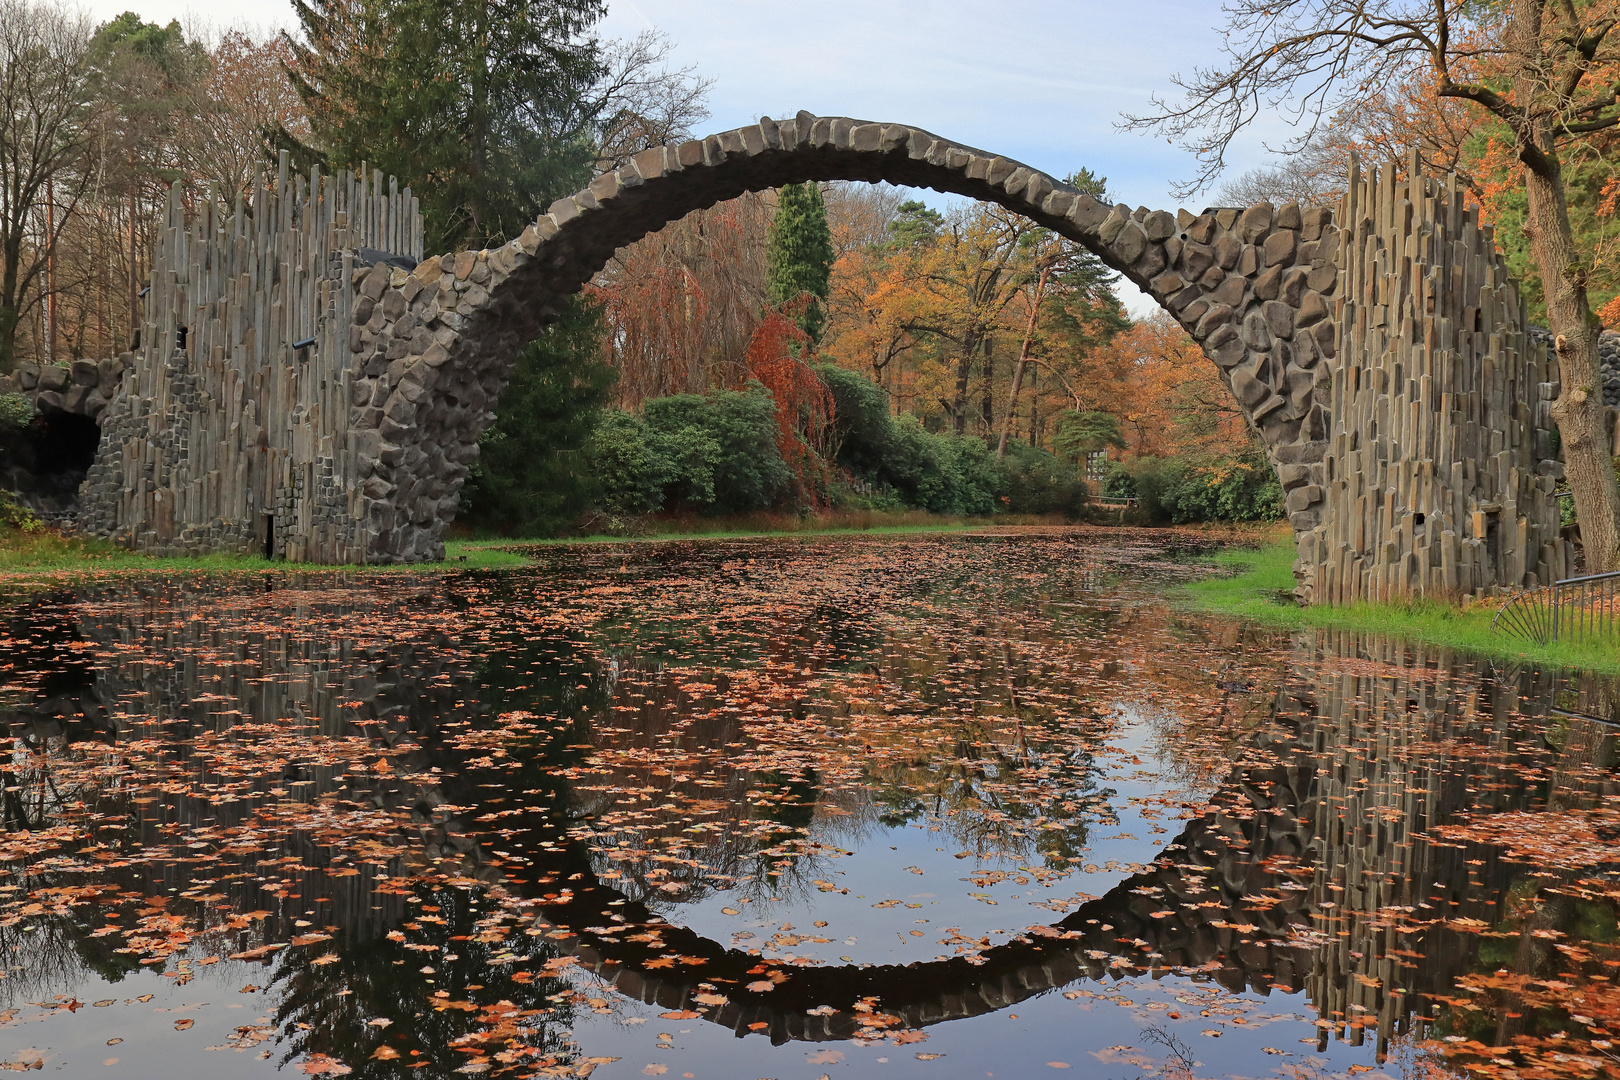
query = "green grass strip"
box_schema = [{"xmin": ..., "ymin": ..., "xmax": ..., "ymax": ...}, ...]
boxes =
[
  {"xmin": 1178, "ymin": 538, "xmax": 1620, "ymax": 675},
  {"xmin": 0, "ymin": 516, "xmax": 997, "ymax": 582}
]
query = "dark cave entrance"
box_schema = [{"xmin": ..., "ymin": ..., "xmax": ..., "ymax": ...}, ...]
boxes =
[{"xmin": 0, "ymin": 409, "xmax": 102, "ymax": 522}]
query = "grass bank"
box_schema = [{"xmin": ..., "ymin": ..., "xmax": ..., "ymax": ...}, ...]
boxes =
[
  {"xmin": 1180, "ymin": 533, "xmax": 1620, "ymax": 675},
  {"xmin": 0, "ymin": 509, "xmax": 1018, "ymax": 580},
  {"xmin": 0, "ymin": 530, "xmax": 532, "ymax": 577}
]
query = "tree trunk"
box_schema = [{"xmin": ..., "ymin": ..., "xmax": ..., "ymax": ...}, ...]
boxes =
[
  {"xmin": 952, "ymin": 327, "xmax": 982, "ymax": 436},
  {"xmin": 980, "ymin": 339, "xmax": 995, "ymax": 441},
  {"xmin": 1518, "ymin": 127, "xmax": 1620, "ymax": 573},
  {"xmin": 1028, "ymin": 364, "xmax": 1039, "ymax": 447},
  {"xmin": 998, "ymin": 264, "xmax": 1051, "ymax": 458}
]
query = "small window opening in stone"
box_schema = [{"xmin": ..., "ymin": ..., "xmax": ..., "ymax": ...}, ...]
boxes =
[
  {"xmin": 263, "ymin": 514, "xmax": 275, "ymax": 560},
  {"xmin": 176, "ymin": 324, "xmax": 188, "ymax": 351},
  {"xmin": 1414, "ymin": 512, "xmax": 1425, "ymax": 526}
]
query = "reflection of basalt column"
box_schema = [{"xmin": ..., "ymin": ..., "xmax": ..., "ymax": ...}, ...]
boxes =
[
  {"xmin": 1284, "ymin": 628, "xmax": 1616, "ymax": 1060},
  {"xmin": 5, "ymin": 577, "xmax": 488, "ymax": 944}
]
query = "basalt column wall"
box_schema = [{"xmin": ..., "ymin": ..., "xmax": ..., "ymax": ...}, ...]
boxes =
[
  {"xmin": 74, "ymin": 157, "xmax": 423, "ymax": 562},
  {"xmin": 1297, "ymin": 157, "xmax": 1567, "ymax": 602}
]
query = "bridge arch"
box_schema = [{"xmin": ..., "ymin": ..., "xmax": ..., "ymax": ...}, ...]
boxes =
[{"xmin": 350, "ymin": 113, "xmax": 1339, "ymax": 560}]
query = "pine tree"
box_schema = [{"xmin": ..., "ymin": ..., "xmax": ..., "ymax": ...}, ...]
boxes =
[
  {"xmin": 458, "ymin": 297, "xmax": 617, "ymax": 535},
  {"xmin": 766, "ymin": 181, "xmax": 833, "ymax": 344},
  {"xmin": 284, "ymin": 0, "xmax": 605, "ymax": 252}
]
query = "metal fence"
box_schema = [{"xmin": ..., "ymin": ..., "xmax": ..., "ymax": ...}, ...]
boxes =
[{"xmin": 1492, "ymin": 569, "xmax": 1620, "ymax": 646}]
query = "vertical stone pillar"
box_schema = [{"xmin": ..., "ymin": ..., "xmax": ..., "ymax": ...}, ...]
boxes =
[{"xmin": 1296, "ymin": 154, "xmax": 1565, "ymax": 602}]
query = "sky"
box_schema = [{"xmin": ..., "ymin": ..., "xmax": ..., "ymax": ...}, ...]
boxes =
[{"xmin": 76, "ymin": 0, "xmax": 1293, "ymax": 314}]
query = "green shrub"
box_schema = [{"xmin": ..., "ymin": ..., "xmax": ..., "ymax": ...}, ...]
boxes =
[
  {"xmin": 818, "ymin": 364, "xmax": 895, "ymax": 478},
  {"xmin": 642, "ymin": 385, "xmax": 792, "ymax": 514},
  {"xmin": 877, "ymin": 416, "xmax": 976, "ymax": 513},
  {"xmin": 0, "ymin": 490, "xmax": 42, "ymax": 533},
  {"xmin": 587, "ymin": 410, "xmax": 666, "ymax": 516},
  {"xmin": 997, "ymin": 439, "xmax": 1088, "ymax": 516},
  {"xmin": 816, "ymin": 366, "xmax": 1088, "ymax": 517},
  {"xmin": 0, "ymin": 393, "xmax": 33, "ymax": 433},
  {"xmin": 1106, "ymin": 450, "xmax": 1283, "ymax": 523}
]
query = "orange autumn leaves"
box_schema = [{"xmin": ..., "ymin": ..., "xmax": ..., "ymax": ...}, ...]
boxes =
[{"xmin": 1059, "ymin": 313, "xmax": 1253, "ymax": 461}]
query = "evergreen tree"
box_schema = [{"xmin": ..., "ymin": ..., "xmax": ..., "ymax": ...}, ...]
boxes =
[
  {"xmin": 458, "ymin": 297, "xmax": 617, "ymax": 535},
  {"xmin": 766, "ymin": 182, "xmax": 833, "ymax": 344},
  {"xmin": 886, "ymin": 199, "xmax": 942, "ymax": 249},
  {"xmin": 284, "ymin": 0, "xmax": 605, "ymax": 252}
]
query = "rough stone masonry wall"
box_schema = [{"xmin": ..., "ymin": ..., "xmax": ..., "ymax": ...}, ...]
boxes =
[
  {"xmin": 0, "ymin": 354, "xmax": 132, "ymax": 520},
  {"xmin": 1297, "ymin": 156, "xmax": 1565, "ymax": 603},
  {"xmin": 71, "ymin": 158, "xmax": 422, "ymax": 561},
  {"xmin": 1, "ymin": 354, "xmax": 131, "ymax": 422}
]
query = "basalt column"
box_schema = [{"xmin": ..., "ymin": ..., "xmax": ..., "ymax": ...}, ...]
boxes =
[
  {"xmin": 75, "ymin": 156, "xmax": 423, "ymax": 562},
  {"xmin": 1296, "ymin": 156, "xmax": 1566, "ymax": 602}
]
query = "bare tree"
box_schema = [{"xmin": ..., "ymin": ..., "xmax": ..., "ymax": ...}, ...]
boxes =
[
  {"xmin": 1214, "ymin": 135, "xmax": 1348, "ymax": 206},
  {"xmin": 1126, "ymin": 0, "xmax": 1620, "ymax": 574},
  {"xmin": 176, "ymin": 30, "xmax": 309, "ymax": 201},
  {"xmin": 0, "ymin": 0, "xmax": 101, "ymax": 372},
  {"xmin": 823, "ymin": 180, "xmax": 905, "ymax": 256},
  {"xmin": 589, "ymin": 28, "xmax": 712, "ymax": 171}
]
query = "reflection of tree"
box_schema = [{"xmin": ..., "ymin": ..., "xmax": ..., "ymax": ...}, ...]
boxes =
[{"xmin": 269, "ymin": 883, "xmax": 581, "ymax": 1077}]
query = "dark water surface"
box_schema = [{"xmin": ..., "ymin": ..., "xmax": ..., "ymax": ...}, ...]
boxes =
[{"xmin": 0, "ymin": 528, "xmax": 1615, "ymax": 1080}]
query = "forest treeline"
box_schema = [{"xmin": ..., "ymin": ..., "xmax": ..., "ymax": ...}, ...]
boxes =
[{"xmin": 18, "ymin": 0, "xmax": 1614, "ymax": 539}]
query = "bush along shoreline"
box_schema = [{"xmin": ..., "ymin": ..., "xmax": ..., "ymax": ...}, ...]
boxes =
[{"xmin": 453, "ymin": 321, "xmax": 1103, "ymax": 539}]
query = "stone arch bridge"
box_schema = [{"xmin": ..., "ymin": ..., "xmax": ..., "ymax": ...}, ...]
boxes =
[{"xmin": 0, "ymin": 113, "xmax": 1569, "ymax": 600}]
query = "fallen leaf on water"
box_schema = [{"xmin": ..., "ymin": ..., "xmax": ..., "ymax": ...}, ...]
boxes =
[
  {"xmin": 369, "ymin": 1046, "xmax": 400, "ymax": 1060},
  {"xmin": 173, "ymin": 1019, "xmax": 194, "ymax": 1031}
]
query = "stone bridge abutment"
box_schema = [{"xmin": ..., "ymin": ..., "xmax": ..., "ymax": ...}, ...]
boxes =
[{"xmin": 0, "ymin": 113, "xmax": 1570, "ymax": 600}]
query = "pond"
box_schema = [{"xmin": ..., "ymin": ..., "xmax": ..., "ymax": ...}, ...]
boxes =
[{"xmin": 0, "ymin": 528, "xmax": 1615, "ymax": 1080}]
